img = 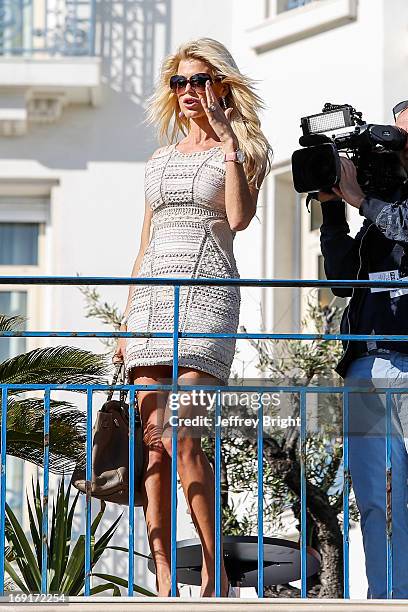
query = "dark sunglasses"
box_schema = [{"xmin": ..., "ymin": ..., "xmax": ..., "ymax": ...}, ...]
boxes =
[
  {"xmin": 393, "ymin": 100, "xmax": 408, "ymax": 120},
  {"xmin": 169, "ymin": 72, "xmax": 222, "ymax": 94}
]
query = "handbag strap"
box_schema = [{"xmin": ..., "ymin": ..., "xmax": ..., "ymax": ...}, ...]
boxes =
[
  {"xmin": 106, "ymin": 362, "xmax": 124, "ymax": 402},
  {"xmin": 106, "ymin": 362, "xmax": 140, "ymax": 416}
]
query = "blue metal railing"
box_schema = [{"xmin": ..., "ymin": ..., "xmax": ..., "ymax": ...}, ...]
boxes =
[
  {"xmin": 0, "ymin": 0, "xmax": 96, "ymax": 56},
  {"xmin": 1, "ymin": 274, "xmax": 408, "ymax": 599}
]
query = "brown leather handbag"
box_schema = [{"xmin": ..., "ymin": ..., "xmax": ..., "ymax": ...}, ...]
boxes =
[{"xmin": 71, "ymin": 363, "xmax": 145, "ymax": 506}]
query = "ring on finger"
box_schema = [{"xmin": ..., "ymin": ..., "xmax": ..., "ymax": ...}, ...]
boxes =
[{"xmin": 208, "ymin": 104, "xmax": 217, "ymax": 112}]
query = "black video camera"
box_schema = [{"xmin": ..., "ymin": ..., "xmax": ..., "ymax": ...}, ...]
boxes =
[{"xmin": 291, "ymin": 103, "xmax": 408, "ymax": 200}]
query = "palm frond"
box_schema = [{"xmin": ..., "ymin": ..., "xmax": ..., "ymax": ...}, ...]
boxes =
[
  {"xmin": 0, "ymin": 314, "xmax": 25, "ymax": 332},
  {"xmin": 6, "ymin": 397, "xmax": 87, "ymax": 474},
  {"xmin": 0, "ymin": 346, "xmax": 109, "ymax": 389}
]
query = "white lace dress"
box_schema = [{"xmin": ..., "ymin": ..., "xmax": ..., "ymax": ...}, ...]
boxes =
[{"xmin": 124, "ymin": 143, "xmax": 241, "ymax": 384}]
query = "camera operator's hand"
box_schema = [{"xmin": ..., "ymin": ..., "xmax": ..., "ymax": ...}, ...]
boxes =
[{"xmin": 332, "ymin": 157, "xmax": 365, "ymax": 208}]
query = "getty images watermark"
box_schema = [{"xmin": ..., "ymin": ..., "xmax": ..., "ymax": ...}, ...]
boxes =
[{"xmin": 166, "ymin": 389, "xmax": 301, "ymax": 433}]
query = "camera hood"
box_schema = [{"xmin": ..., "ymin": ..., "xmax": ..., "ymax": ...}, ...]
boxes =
[{"xmin": 292, "ymin": 143, "xmax": 341, "ymax": 194}]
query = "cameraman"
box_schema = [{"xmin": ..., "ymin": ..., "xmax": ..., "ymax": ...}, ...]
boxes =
[{"xmin": 318, "ymin": 103, "xmax": 408, "ymax": 599}]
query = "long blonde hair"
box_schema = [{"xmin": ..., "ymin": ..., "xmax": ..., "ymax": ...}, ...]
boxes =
[{"xmin": 145, "ymin": 38, "xmax": 273, "ymax": 188}]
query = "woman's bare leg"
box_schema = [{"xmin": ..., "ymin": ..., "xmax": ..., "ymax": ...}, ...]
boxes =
[
  {"xmin": 131, "ymin": 365, "xmax": 179, "ymax": 596},
  {"xmin": 161, "ymin": 367, "xmax": 229, "ymax": 597}
]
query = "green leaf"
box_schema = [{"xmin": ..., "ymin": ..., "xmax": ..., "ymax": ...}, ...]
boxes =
[
  {"xmin": 59, "ymin": 483, "xmax": 69, "ymax": 580},
  {"xmin": 89, "ymin": 582, "xmax": 121, "ymax": 596},
  {"xmin": 91, "ymin": 500, "xmax": 107, "ymax": 536},
  {"xmin": 92, "ymin": 573, "xmax": 156, "ymax": 597},
  {"xmin": 106, "ymin": 545, "xmax": 152, "ymax": 560},
  {"xmin": 50, "ymin": 479, "xmax": 67, "ymax": 591},
  {"xmin": 61, "ymin": 504, "xmax": 121, "ymax": 594},
  {"xmin": 5, "ymin": 503, "xmax": 41, "ymax": 590},
  {"xmin": 64, "ymin": 480, "xmax": 72, "ymax": 507},
  {"xmin": 91, "ymin": 515, "xmax": 122, "ymax": 567},
  {"xmin": 26, "ymin": 490, "xmax": 41, "ymax": 567},
  {"xmin": 93, "ymin": 512, "xmax": 122, "ymax": 550},
  {"xmin": 33, "ymin": 477, "xmax": 43, "ymax": 529},
  {"xmin": 60, "ymin": 500, "xmax": 106, "ymax": 596},
  {"xmin": 4, "ymin": 559, "xmax": 29, "ymax": 593},
  {"xmin": 49, "ymin": 496, "xmax": 56, "ymax": 561},
  {"xmin": 65, "ymin": 490, "xmax": 80, "ymax": 572},
  {"xmin": 5, "ymin": 543, "xmax": 15, "ymax": 562},
  {"xmin": 60, "ymin": 535, "xmax": 87, "ymax": 595},
  {"xmin": 66, "ymin": 534, "xmax": 96, "ymax": 597}
]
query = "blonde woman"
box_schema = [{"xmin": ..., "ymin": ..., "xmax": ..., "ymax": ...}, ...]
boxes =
[{"xmin": 114, "ymin": 38, "xmax": 272, "ymax": 597}]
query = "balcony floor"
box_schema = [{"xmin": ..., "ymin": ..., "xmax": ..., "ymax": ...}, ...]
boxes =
[{"xmin": 2, "ymin": 597, "xmax": 408, "ymax": 611}]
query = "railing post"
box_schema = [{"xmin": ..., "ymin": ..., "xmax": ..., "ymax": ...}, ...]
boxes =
[
  {"xmin": 84, "ymin": 388, "xmax": 93, "ymax": 596},
  {"xmin": 342, "ymin": 391, "xmax": 350, "ymax": 599},
  {"xmin": 128, "ymin": 387, "xmax": 136, "ymax": 595},
  {"xmin": 386, "ymin": 392, "xmax": 393, "ymax": 599},
  {"xmin": 171, "ymin": 285, "xmax": 180, "ymax": 597},
  {"xmin": 300, "ymin": 390, "xmax": 307, "ymax": 598},
  {"xmin": 257, "ymin": 393, "xmax": 264, "ymax": 597},
  {"xmin": 214, "ymin": 388, "xmax": 222, "ymax": 598},
  {"xmin": 41, "ymin": 389, "xmax": 51, "ymax": 594}
]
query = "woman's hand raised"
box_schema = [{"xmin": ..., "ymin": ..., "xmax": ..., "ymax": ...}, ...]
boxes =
[{"xmin": 197, "ymin": 81, "xmax": 238, "ymax": 149}]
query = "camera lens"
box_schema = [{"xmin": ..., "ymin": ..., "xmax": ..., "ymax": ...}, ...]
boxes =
[{"xmin": 292, "ymin": 144, "xmax": 340, "ymax": 193}]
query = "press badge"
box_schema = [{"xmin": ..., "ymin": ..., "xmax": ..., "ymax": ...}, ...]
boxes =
[
  {"xmin": 369, "ymin": 270, "xmax": 400, "ymax": 293},
  {"xmin": 390, "ymin": 275, "xmax": 408, "ymax": 298}
]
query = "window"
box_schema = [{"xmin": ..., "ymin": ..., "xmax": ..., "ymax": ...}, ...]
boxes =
[
  {"xmin": 0, "ymin": 223, "xmax": 39, "ymax": 265},
  {"xmin": 0, "ymin": 291, "xmax": 27, "ymax": 361},
  {"xmin": 278, "ymin": 0, "xmax": 316, "ymax": 13},
  {"xmin": 248, "ymin": 0, "xmax": 357, "ymax": 53},
  {"xmin": 0, "ymin": 0, "xmax": 32, "ymax": 54},
  {"xmin": 0, "ymin": 291, "xmax": 28, "ymax": 523},
  {"xmin": 265, "ymin": 0, "xmax": 326, "ymax": 17}
]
